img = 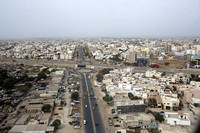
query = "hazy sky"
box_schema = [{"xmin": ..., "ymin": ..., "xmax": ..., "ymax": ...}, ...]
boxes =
[{"xmin": 0, "ymin": 0, "xmax": 200, "ymax": 39}]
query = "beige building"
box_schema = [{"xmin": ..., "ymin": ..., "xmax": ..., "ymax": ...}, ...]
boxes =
[
  {"xmin": 124, "ymin": 113, "xmax": 157, "ymax": 128},
  {"xmin": 161, "ymin": 95, "xmax": 179, "ymax": 110}
]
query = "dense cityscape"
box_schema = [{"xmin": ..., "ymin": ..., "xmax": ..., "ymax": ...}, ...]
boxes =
[
  {"xmin": 0, "ymin": 38, "xmax": 200, "ymax": 133},
  {"xmin": 1, "ymin": 0, "xmax": 200, "ymax": 133}
]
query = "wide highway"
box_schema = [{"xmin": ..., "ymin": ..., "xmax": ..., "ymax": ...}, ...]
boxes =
[{"xmin": 81, "ymin": 72, "xmax": 105, "ymax": 133}]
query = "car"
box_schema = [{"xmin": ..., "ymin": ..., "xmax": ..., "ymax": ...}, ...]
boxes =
[
  {"xmin": 114, "ymin": 125, "xmax": 120, "ymax": 127},
  {"xmin": 85, "ymin": 105, "xmax": 87, "ymax": 108},
  {"xmin": 74, "ymin": 125, "xmax": 80, "ymax": 129},
  {"xmin": 83, "ymin": 120, "xmax": 86, "ymax": 125},
  {"xmin": 58, "ymin": 107, "xmax": 63, "ymax": 110},
  {"xmin": 95, "ymin": 123, "xmax": 99, "ymax": 126},
  {"xmin": 109, "ymin": 120, "xmax": 113, "ymax": 126},
  {"xmin": 111, "ymin": 109, "xmax": 115, "ymax": 114},
  {"xmin": 128, "ymin": 126, "xmax": 135, "ymax": 129},
  {"xmin": 113, "ymin": 116, "xmax": 118, "ymax": 119},
  {"xmin": 160, "ymin": 111, "xmax": 165, "ymax": 114}
]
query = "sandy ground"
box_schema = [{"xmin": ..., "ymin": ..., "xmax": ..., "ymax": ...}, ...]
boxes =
[
  {"xmin": 151, "ymin": 58, "xmax": 189, "ymax": 69},
  {"xmin": 56, "ymin": 74, "xmax": 81, "ymax": 133},
  {"xmin": 91, "ymin": 73, "xmax": 117, "ymax": 133}
]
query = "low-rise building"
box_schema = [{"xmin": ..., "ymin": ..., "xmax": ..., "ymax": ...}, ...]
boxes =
[
  {"xmin": 161, "ymin": 95, "xmax": 179, "ymax": 110},
  {"xmin": 124, "ymin": 113, "xmax": 157, "ymax": 129},
  {"xmin": 15, "ymin": 114, "xmax": 30, "ymax": 125},
  {"xmin": 114, "ymin": 94, "xmax": 146, "ymax": 113},
  {"xmin": 164, "ymin": 112, "xmax": 191, "ymax": 126},
  {"xmin": 9, "ymin": 125, "xmax": 54, "ymax": 133}
]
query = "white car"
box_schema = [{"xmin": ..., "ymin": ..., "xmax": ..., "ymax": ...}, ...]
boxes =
[
  {"xmin": 85, "ymin": 105, "xmax": 87, "ymax": 108},
  {"xmin": 84, "ymin": 120, "xmax": 86, "ymax": 125}
]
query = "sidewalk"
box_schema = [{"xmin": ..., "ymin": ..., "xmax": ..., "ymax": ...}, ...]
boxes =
[{"xmin": 91, "ymin": 73, "xmax": 116, "ymax": 133}]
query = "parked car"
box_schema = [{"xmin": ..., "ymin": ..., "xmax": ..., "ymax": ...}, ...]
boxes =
[
  {"xmin": 58, "ymin": 107, "xmax": 63, "ymax": 110},
  {"xmin": 74, "ymin": 125, "xmax": 80, "ymax": 129},
  {"xmin": 114, "ymin": 125, "xmax": 120, "ymax": 127},
  {"xmin": 109, "ymin": 120, "xmax": 113, "ymax": 126},
  {"xmin": 113, "ymin": 116, "xmax": 118, "ymax": 119}
]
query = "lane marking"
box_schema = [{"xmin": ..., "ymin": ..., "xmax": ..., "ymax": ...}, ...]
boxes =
[
  {"xmin": 84, "ymin": 73, "xmax": 97, "ymax": 133},
  {"xmin": 80, "ymin": 74, "xmax": 86, "ymax": 133}
]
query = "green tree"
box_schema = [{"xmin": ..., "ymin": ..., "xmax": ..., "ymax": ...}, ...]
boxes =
[
  {"xmin": 110, "ymin": 54, "xmax": 122, "ymax": 62},
  {"xmin": 128, "ymin": 92, "xmax": 134, "ymax": 100},
  {"xmin": 37, "ymin": 72, "xmax": 47, "ymax": 80},
  {"xmin": 148, "ymin": 98, "xmax": 157, "ymax": 107},
  {"xmin": 128, "ymin": 92, "xmax": 141, "ymax": 100},
  {"xmin": 96, "ymin": 73, "xmax": 103, "ymax": 82},
  {"xmin": 40, "ymin": 82, "xmax": 47, "ymax": 87},
  {"xmin": 18, "ymin": 83, "xmax": 32, "ymax": 92},
  {"xmin": 103, "ymin": 95, "xmax": 113, "ymax": 103},
  {"xmin": 71, "ymin": 92, "xmax": 79, "ymax": 100},
  {"xmin": 164, "ymin": 62, "xmax": 170, "ymax": 66},
  {"xmin": 153, "ymin": 112, "xmax": 164, "ymax": 123},
  {"xmin": 96, "ymin": 68, "xmax": 113, "ymax": 82},
  {"xmin": 42, "ymin": 104, "xmax": 51, "ymax": 112},
  {"xmin": 25, "ymin": 82, "xmax": 32, "ymax": 88},
  {"xmin": 51, "ymin": 119, "xmax": 61, "ymax": 130},
  {"xmin": 178, "ymin": 100, "xmax": 184, "ymax": 110},
  {"xmin": 190, "ymin": 74, "xmax": 200, "ymax": 81},
  {"xmin": 161, "ymin": 72, "xmax": 166, "ymax": 77},
  {"xmin": 0, "ymin": 69, "xmax": 8, "ymax": 85},
  {"xmin": 179, "ymin": 79, "xmax": 184, "ymax": 84},
  {"xmin": 172, "ymin": 86, "xmax": 177, "ymax": 92},
  {"xmin": 100, "ymin": 68, "xmax": 113, "ymax": 75},
  {"xmin": 2, "ymin": 78, "xmax": 16, "ymax": 89},
  {"xmin": 173, "ymin": 107, "xmax": 178, "ymax": 111}
]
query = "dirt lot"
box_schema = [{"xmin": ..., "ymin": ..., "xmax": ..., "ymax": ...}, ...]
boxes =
[
  {"xmin": 151, "ymin": 58, "xmax": 189, "ymax": 69},
  {"xmin": 56, "ymin": 75, "xmax": 81, "ymax": 133}
]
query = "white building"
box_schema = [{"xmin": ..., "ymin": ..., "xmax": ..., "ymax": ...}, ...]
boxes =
[{"xmin": 164, "ymin": 112, "xmax": 191, "ymax": 126}]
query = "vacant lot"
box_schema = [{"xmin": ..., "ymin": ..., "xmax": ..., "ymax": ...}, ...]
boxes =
[{"xmin": 151, "ymin": 58, "xmax": 189, "ymax": 69}]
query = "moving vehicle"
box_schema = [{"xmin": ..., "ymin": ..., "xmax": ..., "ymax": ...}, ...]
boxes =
[{"xmin": 83, "ymin": 120, "xmax": 86, "ymax": 125}]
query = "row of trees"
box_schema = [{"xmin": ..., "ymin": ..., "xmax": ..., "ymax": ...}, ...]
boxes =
[
  {"xmin": 0, "ymin": 69, "xmax": 34, "ymax": 92},
  {"xmin": 51, "ymin": 119, "xmax": 61, "ymax": 130},
  {"xmin": 96, "ymin": 68, "xmax": 113, "ymax": 82},
  {"xmin": 110, "ymin": 54, "xmax": 123, "ymax": 62},
  {"xmin": 128, "ymin": 92, "xmax": 141, "ymax": 100},
  {"xmin": 147, "ymin": 110, "xmax": 164, "ymax": 123},
  {"xmin": 42, "ymin": 104, "xmax": 52, "ymax": 112},
  {"xmin": 190, "ymin": 74, "xmax": 200, "ymax": 82}
]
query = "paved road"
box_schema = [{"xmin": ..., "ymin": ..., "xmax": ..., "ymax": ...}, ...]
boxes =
[
  {"xmin": 1, "ymin": 58, "xmax": 200, "ymax": 74},
  {"xmin": 85, "ymin": 73, "xmax": 105, "ymax": 133},
  {"xmin": 80, "ymin": 73, "xmax": 105, "ymax": 133},
  {"xmin": 78, "ymin": 46, "xmax": 85, "ymax": 62},
  {"xmin": 81, "ymin": 73, "xmax": 94, "ymax": 133}
]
